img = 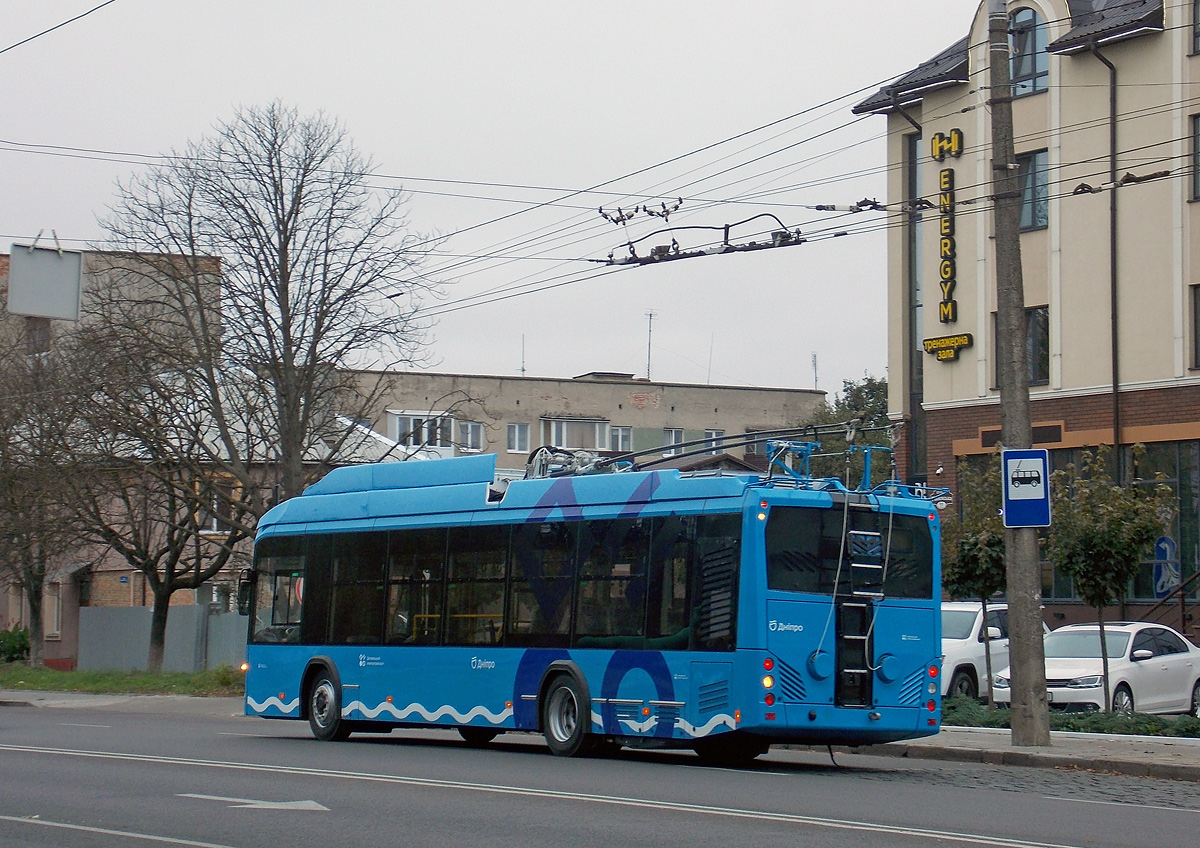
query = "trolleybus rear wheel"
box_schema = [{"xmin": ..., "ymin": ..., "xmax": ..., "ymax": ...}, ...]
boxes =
[
  {"xmin": 308, "ymin": 671, "xmax": 351, "ymax": 742},
  {"xmin": 692, "ymin": 732, "xmax": 768, "ymax": 767},
  {"xmin": 458, "ymin": 727, "xmax": 500, "ymax": 746},
  {"xmin": 542, "ymin": 676, "xmax": 594, "ymax": 757}
]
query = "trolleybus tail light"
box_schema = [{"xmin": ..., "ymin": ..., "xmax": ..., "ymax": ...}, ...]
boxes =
[
  {"xmin": 763, "ymin": 658, "xmax": 774, "ymax": 671},
  {"xmin": 926, "ymin": 699, "xmax": 937, "ymax": 712},
  {"xmin": 765, "ymin": 693, "xmax": 775, "ymax": 706},
  {"xmin": 765, "ymin": 712, "xmax": 776, "ymax": 721},
  {"xmin": 762, "ymin": 675, "xmax": 775, "ymax": 689},
  {"xmin": 928, "ymin": 665, "xmax": 939, "ymax": 679},
  {"xmin": 239, "ymin": 662, "xmax": 249, "ymax": 673}
]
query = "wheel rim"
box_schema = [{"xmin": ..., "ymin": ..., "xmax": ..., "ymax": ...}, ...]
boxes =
[
  {"xmin": 1192, "ymin": 683, "xmax": 1200, "ymax": 717},
  {"xmin": 1113, "ymin": 688, "xmax": 1133, "ymax": 714},
  {"xmin": 548, "ymin": 687, "xmax": 578, "ymax": 743},
  {"xmin": 312, "ymin": 680, "xmax": 336, "ymax": 728},
  {"xmin": 952, "ymin": 676, "xmax": 974, "ymax": 697}
]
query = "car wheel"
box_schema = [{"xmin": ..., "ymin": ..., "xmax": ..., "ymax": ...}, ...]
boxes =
[
  {"xmin": 542, "ymin": 675, "xmax": 594, "ymax": 757},
  {"xmin": 1190, "ymin": 680, "xmax": 1200, "ymax": 718},
  {"xmin": 308, "ymin": 671, "xmax": 352, "ymax": 741},
  {"xmin": 1111, "ymin": 684, "xmax": 1134, "ymax": 715},
  {"xmin": 948, "ymin": 670, "xmax": 978, "ymax": 700}
]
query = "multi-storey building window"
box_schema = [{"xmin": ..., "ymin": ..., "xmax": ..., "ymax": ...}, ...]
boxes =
[
  {"xmin": 1010, "ymin": 7, "xmax": 1048, "ymax": 97},
  {"xmin": 1017, "ymin": 149, "xmax": 1049, "ymax": 231},
  {"xmin": 1194, "ymin": 0, "xmax": 1200, "ymax": 54},
  {"xmin": 506, "ymin": 422, "xmax": 529, "ymax": 453},
  {"xmin": 543, "ymin": 418, "xmax": 607, "ymax": 450},
  {"xmin": 610, "ymin": 425, "xmax": 632, "ymax": 452},
  {"xmin": 994, "ymin": 306, "xmax": 1049, "ymax": 386},
  {"xmin": 1193, "ymin": 115, "xmax": 1200, "ymax": 201},
  {"xmin": 663, "ymin": 428, "xmax": 684, "ymax": 456},
  {"xmin": 459, "ymin": 421, "xmax": 484, "ymax": 452},
  {"xmin": 704, "ymin": 429, "xmax": 725, "ymax": 454},
  {"xmin": 391, "ymin": 413, "xmax": 453, "ymax": 449},
  {"xmin": 1192, "ymin": 285, "xmax": 1200, "ymax": 369}
]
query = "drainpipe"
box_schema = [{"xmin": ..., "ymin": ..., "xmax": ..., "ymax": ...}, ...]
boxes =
[{"xmin": 1090, "ymin": 44, "xmax": 1120, "ymax": 482}]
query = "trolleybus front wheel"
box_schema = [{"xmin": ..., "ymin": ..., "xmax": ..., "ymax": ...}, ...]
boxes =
[
  {"xmin": 542, "ymin": 676, "xmax": 594, "ymax": 757},
  {"xmin": 307, "ymin": 671, "xmax": 351, "ymax": 742}
]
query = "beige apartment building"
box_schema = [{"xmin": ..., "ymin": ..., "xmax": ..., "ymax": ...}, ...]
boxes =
[
  {"xmin": 855, "ymin": 0, "xmax": 1199, "ymax": 625},
  {"xmin": 367, "ymin": 370, "xmax": 826, "ymax": 476}
]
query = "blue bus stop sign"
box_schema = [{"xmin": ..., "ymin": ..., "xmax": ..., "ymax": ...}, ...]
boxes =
[{"xmin": 1001, "ymin": 449, "xmax": 1051, "ymax": 528}]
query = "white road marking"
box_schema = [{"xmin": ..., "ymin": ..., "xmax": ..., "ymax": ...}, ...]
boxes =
[
  {"xmin": 59, "ymin": 722, "xmax": 111, "ymax": 728},
  {"xmin": 0, "ymin": 813, "xmax": 241, "ymax": 847},
  {"xmin": 1043, "ymin": 795, "xmax": 1200, "ymax": 815},
  {"xmin": 0, "ymin": 742, "xmax": 1087, "ymax": 848},
  {"xmin": 178, "ymin": 793, "xmax": 328, "ymax": 811}
]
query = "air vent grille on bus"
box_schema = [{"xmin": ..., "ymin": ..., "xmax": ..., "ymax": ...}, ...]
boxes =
[
  {"xmin": 655, "ymin": 705, "xmax": 680, "ymax": 728},
  {"xmin": 899, "ymin": 667, "xmax": 926, "ymax": 705},
  {"xmin": 698, "ymin": 680, "xmax": 731, "ymax": 714},
  {"xmin": 776, "ymin": 659, "xmax": 806, "ymax": 701}
]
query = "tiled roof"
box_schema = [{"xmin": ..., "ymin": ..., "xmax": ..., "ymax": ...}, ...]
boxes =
[
  {"xmin": 853, "ymin": 1, "xmax": 1164, "ymax": 115},
  {"xmin": 852, "ymin": 37, "xmax": 969, "ymax": 115},
  {"xmin": 1048, "ymin": 0, "xmax": 1163, "ymax": 53}
]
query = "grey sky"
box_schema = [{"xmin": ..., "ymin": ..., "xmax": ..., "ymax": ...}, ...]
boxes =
[{"xmin": 2, "ymin": 1, "xmax": 976, "ymax": 393}]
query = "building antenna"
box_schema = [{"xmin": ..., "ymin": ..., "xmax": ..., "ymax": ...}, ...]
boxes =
[
  {"xmin": 520, "ymin": 335, "xmax": 526, "ymax": 377},
  {"xmin": 812, "ymin": 352, "xmax": 818, "ymax": 389},
  {"xmin": 645, "ymin": 310, "xmax": 656, "ymax": 380}
]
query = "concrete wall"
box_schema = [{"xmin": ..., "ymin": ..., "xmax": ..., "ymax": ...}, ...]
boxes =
[{"xmin": 78, "ymin": 606, "xmax": 247, "ymax": 672}]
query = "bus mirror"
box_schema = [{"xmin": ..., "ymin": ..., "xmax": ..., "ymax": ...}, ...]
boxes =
[{"xmin": 236, "ymin": 576, "xmax": 253, "ymax": 616}]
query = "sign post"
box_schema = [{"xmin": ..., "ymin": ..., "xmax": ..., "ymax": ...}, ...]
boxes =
[{"xmin": 1001, "ymin": 448, "xmax": 1051, "ymax": 528}]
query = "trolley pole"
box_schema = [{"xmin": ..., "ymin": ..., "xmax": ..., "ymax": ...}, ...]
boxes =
[{"xmin": 988, "ymin": 0, "xmax": 1050, "ymax": 746}]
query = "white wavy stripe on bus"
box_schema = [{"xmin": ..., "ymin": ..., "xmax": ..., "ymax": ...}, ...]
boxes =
[
  {"xmin": 675, "ymin": 715, "xmax": 737, "ymax": 738},
  {"xmin": 245, "ymin": 696, "xmax": 300, "ymax": 715},
  {"xmin": 614, "ymin": 715, "xmax": 658, "ymax": 734},
  {"xmin": 342, "ymin": 700, "xmax": 513, "ymax": 725}
]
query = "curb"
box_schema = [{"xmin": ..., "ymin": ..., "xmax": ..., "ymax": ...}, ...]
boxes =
[{"xmin": 849, "ymin": 741, "xmax": 1200, "ymax": 782}]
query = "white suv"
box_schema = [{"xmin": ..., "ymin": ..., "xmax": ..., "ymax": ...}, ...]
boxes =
[{"xmin": 941, "ymin": 601, "xmax": 1016, "ymax": 700}]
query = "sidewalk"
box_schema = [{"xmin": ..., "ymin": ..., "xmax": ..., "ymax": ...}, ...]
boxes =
[
  {"xmin": 852, "ymin": 725, "xmax": 1200, "ymax": 782},
  {"xmin": 4, "ymin": 688, "xmax": 1199, "ymax": 780}
]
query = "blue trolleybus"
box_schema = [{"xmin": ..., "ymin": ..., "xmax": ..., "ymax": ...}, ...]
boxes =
[{"xmin": 241, "ymin": 433, "xmax": 946, "ymax": 764}]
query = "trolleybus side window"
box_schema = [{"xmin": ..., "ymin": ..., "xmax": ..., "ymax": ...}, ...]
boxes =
[
  {"xmin": 692, "ymin": 513, "xmax": 740, "ymax": 650},
  {"xmin": 509, "ymin": 522, "xmax": 578, "ymax": 646},
  {"xmin": 252, "ymin": 535, "xmax": 305, "ymax": 644},
  {"xmin": 328, "ymin": 531, "xmax": 387, "ymax": 645},
  {"xmin": 646, "ymin": 515, "xmax": 693, "ymax": 649},
  {"xmin": 386, "ymin": 527, "xmax": 447, "ymax": 644},
  {"xmin": 575, "ymin": 518, "xmax": 651, "ymax": 645},
  {"xmin": 445, "ymin": 525, "xmax": 509, "ymax": 646}
]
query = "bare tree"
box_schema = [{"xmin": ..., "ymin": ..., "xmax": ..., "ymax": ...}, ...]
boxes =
[
  {"xmin": 0, "ymin": 326, "xmax": 89, "ymax": 666},
  {"xmin": 99, "ymin": 102, "xmax": 437, "ymax": 512}
]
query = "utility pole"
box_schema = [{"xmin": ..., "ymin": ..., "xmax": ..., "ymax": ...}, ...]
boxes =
[
  {"xmin": 988, "ymin": 0, "xmax": 1050, "ymax": 746},
  {"xmin": 645, "ymin": 310, "xmax": 656, "ymax": 380}
]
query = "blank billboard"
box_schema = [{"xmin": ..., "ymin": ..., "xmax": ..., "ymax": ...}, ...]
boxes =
[{"xmin": 7, "ymin": 244, "xmax": 83, "ymax": 321}]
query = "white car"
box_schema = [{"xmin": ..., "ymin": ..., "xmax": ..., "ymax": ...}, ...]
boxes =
[
  {"xmin": 993, "ymin": 622, "xmax": 1200, "ymax": 715},
  {"xmin": 941, "ymin": 601, "xmax": 1015, "ymax": 699}
]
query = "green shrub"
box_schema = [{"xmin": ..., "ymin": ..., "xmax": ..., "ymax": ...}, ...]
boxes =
[
  {"xmin": 941, "ymin": 692, "xmax": 1200, "ymax": 738},
  {"xmin": 0, "ymin": 626, "xmax": 30, "ymax": 663}
]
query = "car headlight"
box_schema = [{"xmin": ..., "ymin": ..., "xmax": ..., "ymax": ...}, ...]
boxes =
[
  {"xmin": 993, "ymin": 674, "xmax": 1010, "ymax": 688},
  {"xmin": 1067, "ymin": 675, "xmax": 1104, "ymax": 689}
]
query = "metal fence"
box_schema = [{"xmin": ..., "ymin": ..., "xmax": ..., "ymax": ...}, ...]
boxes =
[{"xmin": 78, "ymin": 605, "xmax": 247, "ymax": 672}]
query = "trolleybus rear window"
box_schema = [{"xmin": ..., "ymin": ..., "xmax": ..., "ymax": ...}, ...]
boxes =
[{"xmin": 764, "ymin": 506, "xmax": 933, "ymax": 599}]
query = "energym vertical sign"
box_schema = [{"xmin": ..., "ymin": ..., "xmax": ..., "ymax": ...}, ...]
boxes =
[
  {"xmin": 922, "ymin": 128, "xmax": 973, "ymax": 364},
  {"xmin": 931, "ymin": 128, "xmax": 962, "ymax": 323}
]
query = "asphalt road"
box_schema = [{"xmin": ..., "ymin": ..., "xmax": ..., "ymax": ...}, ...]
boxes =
[{"xmin": 1, "ymin": 702, "xmax": 1198, "ymax": 848}]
